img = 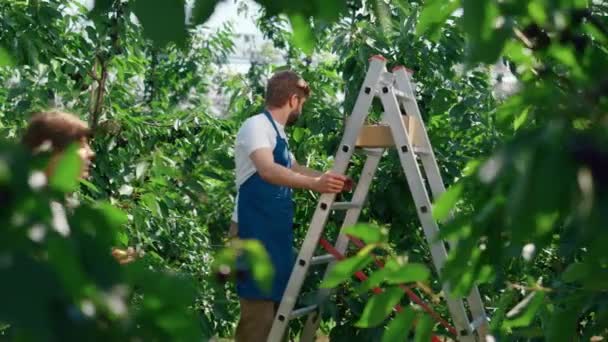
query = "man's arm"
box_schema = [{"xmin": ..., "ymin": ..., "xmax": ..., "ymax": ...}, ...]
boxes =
[
  {"xmin": 292, "ymin": 159, "xmax": 355, "ymax": 192},
  {"xmin": 292, "ymin": 159, "xmax": 323, "ymax": 178},
  {"xmin": 250, "ymin": 148, "xmax": 345, "ymax": 193}
]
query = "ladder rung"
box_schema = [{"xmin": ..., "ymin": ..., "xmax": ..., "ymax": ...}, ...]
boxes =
[
  {"xmin": 468, "ymin": 315, "xmax": 487, "ymax": 332},
  {"xmin": 362, "ymin": 148, "xmax": 383, "ymax": 156},
  {"xmin": 393, "ymin": 89, "xmax": 414, "ymax": 102},
  {"xmin": 331, "ymin": 202, "xmax": 362, "ymax": 210},
  {"xmin": 311, "ymin": 254, "xmax": 335, "ymax": 265},
  {"xmin": 412, "ymin": 146, "xmax": 431, "ymax": 155},
  {"xmin": 289, "ymin": 305, "xmax": 318, "ymax": 319}
]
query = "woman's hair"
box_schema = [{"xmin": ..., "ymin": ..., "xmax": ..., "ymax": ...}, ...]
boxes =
[{"xmin": 22, "ymin": 111, "xmax": 91, "ymax": 153}]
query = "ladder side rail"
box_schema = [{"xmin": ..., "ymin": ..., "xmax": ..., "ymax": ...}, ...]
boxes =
[
  {"xmin": 394, "ymin": 68, "xmax": 489, "ymax": 338},
  {"xmin": 392, "ymin": 68, "xmax": 447, "ymax": 201},
  {"xmin": 300, "ymin": 150, "xmax": 383, "ymax": 342},
  {"xmin": 267, "ymin": 57, "xmax": 387, "ymax": 342},
  {"xmin": 378, "ymin": 83, "xmax": 476, "ymax": 342}
]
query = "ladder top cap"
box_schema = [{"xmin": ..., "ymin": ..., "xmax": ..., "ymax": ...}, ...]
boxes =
[
  {"xmin": 393, "ymin": 65, "xmax": 414, "ymax": 74},
  {"xmin": 369, "ymin": 54, "xmax": 387, "ymax": 62}
]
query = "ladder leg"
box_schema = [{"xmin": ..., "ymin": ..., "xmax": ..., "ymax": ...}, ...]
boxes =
[
  {"xmin": 267, "ymin": 57, "xmax": 387, "ymax": 342},
  {"xmin": 394, "ymin": 67, "xmax": 488, "ymax": 340},
  {"xmin": 300, "ymin": 150, "xmax": 383, "ymax": 342},
  {"xmin": 379, "ymin": 84, "xmax": 476, "ymax": 342}
]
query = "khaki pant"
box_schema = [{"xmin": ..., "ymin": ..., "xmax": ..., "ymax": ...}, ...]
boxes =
[
  {"xmin": 235, "ymin": 298, "xmax": 285, "ymax": 342},
  {"xmin": 231, "ymin": 222, "xmax": 289, "ymax": 342}
]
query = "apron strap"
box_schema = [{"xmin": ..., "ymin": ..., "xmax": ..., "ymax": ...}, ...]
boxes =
[
  {"xmin": 263, "ymin": 110, "xmax": 291, "ymax": 167},
  {"xmin": 263, "ymin": 110, "xmax": 282, "ymax": 137}
]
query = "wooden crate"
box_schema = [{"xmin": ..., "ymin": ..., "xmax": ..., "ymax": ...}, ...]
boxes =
[{"xmin": 354, "ymin": 116, "xmax": 412, "ymax": 148}]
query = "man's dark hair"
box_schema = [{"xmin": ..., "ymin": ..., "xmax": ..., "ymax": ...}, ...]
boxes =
[
  {"xmin": 265, "ymin": 70, "xmax": 311, "ymax": 108},
  {"xmin": 22, "ymin": 111, "xmax": 91, "ymax": 153}
]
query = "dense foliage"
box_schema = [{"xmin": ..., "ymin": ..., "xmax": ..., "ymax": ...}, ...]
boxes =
[{"xmin": 1, "ymin": 0, "xmax": 607, "ymax": 341}]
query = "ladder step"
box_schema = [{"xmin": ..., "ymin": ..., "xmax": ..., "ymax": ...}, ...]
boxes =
[
  {"xmin": 412, "ymin": 146, "xmax": 431, "ymax": 155},
  {"xmin": 393, "ymin": 89, "xmax": 414, "ymax": 102},
  {"xmin": 311, "ymin": 254, "xmax": 335, "ymax": 265},
  {"xmin": 468, "ymin": 314, "xmax": 487, "ymax": 332},
  {"xmin": 289, "ymin": 305, "xmax": 318, "ymax": 319},
  {"xmin": 362, "ymin": 148, "xmax": 383, "ymax": 156},
  {"xmin": 331, "ymin": 202, "xmax": 362, "ymax": 210}
]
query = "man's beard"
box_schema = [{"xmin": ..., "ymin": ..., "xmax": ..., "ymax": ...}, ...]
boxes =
[{"xmin": 286, "ymin": 110, "xmax": 301, "ymax": 126}]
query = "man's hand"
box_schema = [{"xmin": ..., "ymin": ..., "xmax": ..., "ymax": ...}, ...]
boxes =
[
  {"xmin": 311, "ymin": 172, "xmax": 347, "ymax": 193},
  {"xmin": 343, "ymin": 176, "xmax": 355, "ymax": 192},
  {"xmin": 111, "ymin": 247, "xmax": 138, "ymax": 265}
]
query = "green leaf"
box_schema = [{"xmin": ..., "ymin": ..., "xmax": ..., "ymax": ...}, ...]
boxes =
[
  {"xmin": 385, "ymin": 263, "xmax": 430, "ymax": 284},
  {"xmin": 131, "ymin": 0, "xmax": 187, "ymax": 48},
  {"xmin": 414, "ymin": 313, "xmax": 434, "ymax": 342},
  {"xmin": 490, "ymin": 289, "xmax": 516, "ymax": 331},
  {"xmin": 321, "ymin": 253, "xmax": 374, "ymax": 288},
  {"xmin": 94, "ymin": 202, "xmax": 128, "ymax": 229},
  {"xmin": 416, "ymin": 0, "xmax": 460, "ymax": 41},
  {"xmin": 504, "ymin": 292, "xmax": 545, "ymax": 328},
  {"xmin": 142, "ymin": 193, "xmax": 162, "ymax": 217},
  {"xmin": 382, "ymin": 307, "xmax": 416, "ymax": 342},
  {"xmin": 355, "ymin": 286, "xmax": 404, "ymax": 328},
  {"xmin": 562, "ymin": 262, "xmax": 591, "ymax": 283},
  {"xmin": 242, "ymin": 240, "xmax": 274, "ymax": 293},
  {"xmin": 527, "ymin": 2, "xmax": 547, "ymax": 25},
  {"xmin": 191, "ymin": 0, "xmax": 220, "ymax": 25},
  {"xmin": 49, "ymin": 143, "xmax": 81, "ymax": 193},
  {"xmin": 344, "ymin": 224, "xmax": 387, "ymax": 244},
  {"xmin": 513, "ymin": 107, "xmax": 530, "ymax": 131},
  {"xmin": 0, "ymin": 47, "xmax": 15, "ymax": 67},
  {"xmin": 462, "ymin": 0, "xmax": 509, "ymax": 63},
  {"xmin": 356, "ymin": 267, "xmax": 390, "ymax": 294},
  {"xmin": 546, "ymin": 305, "xmax": 579, "ymax": 342},
  {"xmin": 80, "ymin": 179, "xmax": 101, "ymax": 194},
  {"xmin": 89, "ymin": 0, "xmax": 112, "ymax": 18},
  {"xmin": 289, "ymin": 14, "xmax": 314, "ymax": 54},
  {"xmin": 47, "ymin": 236, "xmax": 88, "ymax": 295},
  {"xmin": 292, "ymin": 127, "xmax": 305, "ymax": 143},
  {"xmin": 432, "ymin": 182, "xmax": 463, "ymax": 222}
]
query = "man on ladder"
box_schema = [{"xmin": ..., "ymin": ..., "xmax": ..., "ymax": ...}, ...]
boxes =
[{"xmin": 230, "ymin": 70, "xmax": 351, "ymax": 342}]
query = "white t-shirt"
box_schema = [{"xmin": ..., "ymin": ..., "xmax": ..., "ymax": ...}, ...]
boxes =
[{"xmin": 231, "ymin": 113, "xmax": 295, "ymax": 222}]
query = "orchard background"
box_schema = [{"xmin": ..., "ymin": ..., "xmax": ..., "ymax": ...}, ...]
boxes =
[{"xmin": 1, "ymin": 0, "xmax": 607, "ymax": 341}]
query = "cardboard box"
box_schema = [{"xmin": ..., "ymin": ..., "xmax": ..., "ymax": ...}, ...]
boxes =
[{"xmin": 355, "ymin": 116, "xmax": 411, "ymax": 148}]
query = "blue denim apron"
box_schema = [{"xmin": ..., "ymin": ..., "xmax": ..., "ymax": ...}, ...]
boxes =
[{"xmin": 237, "ymin": 110, "xmax": 295, "ymax": 302}]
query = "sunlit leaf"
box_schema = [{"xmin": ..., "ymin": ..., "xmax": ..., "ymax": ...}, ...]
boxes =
[
  {"xmin": 344, "ymin": 224, "xmax": 388, "ymax": 244},
  {"xmin": 527, "ymin": 2, "xmax": 547, "ymax": 25},
  {"xmin": 432, "ymin": 182, "xmax": 463, "ymax": 222},
  {"xmin": 414, "ymin": 313, "xmax": 433, "ymax": 342},
  {"xmin": 513, "ymin": 106, "xmax": 530, "ymax": 131},
  {"xmin": 382, "ymin": 307, "xmax": 416, "ymax": 342},
  {"xmin": 321, "ymin": 253, "xmax": 374, "ymax": 288},
  {"xmin": 0, "ymin": 47, "xmax": 15, "ymax": 67},
  {"xmin": 289, "ymin": 14, "xmax": 314, "ymax": 54},
  {"xmin": 242, "ymin": 240, "xmax": 274, "ymax": 292},
  {"xmin": 94, "ymin": 202, "xmax": 128, "ymax": 228},
  {"xmin": 355, "ymin": 286, "xmax": 404, "ymax": 328},
  {"xmin": 416, "ymin": 0, "xmax": 460, "ymax": 41},
  {"xmin": 385, "ymin": 263, "xmax": 430, "ymax": 284},
  {"xmin": 293, "ymin": 127, "xmax": 305, "ymax": 142},
  {"xmin": 504, "ymin": 292, "xmax": 545, "ymax": 328},
  {"xmin": 49, "ymin": 143, "xmax": 81, "ymax": 193}
]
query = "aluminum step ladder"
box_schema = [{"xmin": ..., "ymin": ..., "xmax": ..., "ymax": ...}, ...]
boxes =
[{"xmin": 267, "ymin": 55, "xmax": 489, "ymax": 342}]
